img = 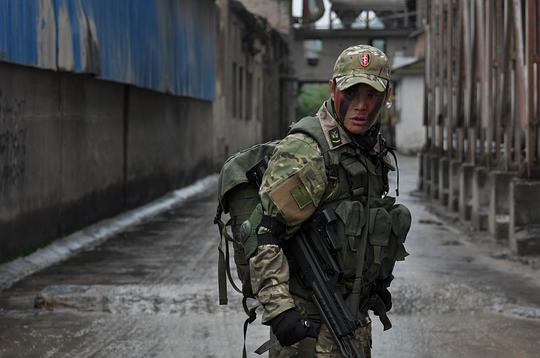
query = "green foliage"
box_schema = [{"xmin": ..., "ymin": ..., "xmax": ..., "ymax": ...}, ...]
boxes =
[{"xmin": 296, "ymin": 84, "xmax": 329, "ymax": 119}]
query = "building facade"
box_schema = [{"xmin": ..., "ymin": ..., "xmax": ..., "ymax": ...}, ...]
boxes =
[
  {"xmin": 0, "ymin": 0, "xmax": 217, "ymax": 262},
  {"xmin": 213, "ymin": 0, "xmax": 295, "ymax": 163},
  {"xmin": 0, "ymin": 0, "xmax": 297, "ymax": 262},
  {"xmin": 420, "ymin": 0, "xmax": 540, "ymax": 255}
]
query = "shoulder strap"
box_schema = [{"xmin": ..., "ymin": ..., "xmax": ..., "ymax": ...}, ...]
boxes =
[
  {"xmin": 376, "ymin": 133, "xmax": 400, "ymax": 197},
  {"xmin": 288, "ymin": 116, "xmax": 334, "ymax": 173},
  {"xmin": 215, "ymin": 204, "xmax": 242, "ymax": 305},
  {"xmin": 288, "ymin": 116, "xmax": 330, "ymax": 153}
]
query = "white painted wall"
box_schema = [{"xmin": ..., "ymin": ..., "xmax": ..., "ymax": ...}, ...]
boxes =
[{"xmin": 395, "ymin": 75, "xmax": 425, "ymax": 154}]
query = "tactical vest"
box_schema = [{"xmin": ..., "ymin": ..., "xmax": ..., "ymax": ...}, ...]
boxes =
[
  {"xmin": 216, "ymin": 113, "xmax": 411, "ymax": 358},
  {"xmin": 286, "ymin": 116, "xmax": 411, "ymax": 301},
  {"xmin": 216, "ymin": 115, "xmax": 410, "ymax": 305}
]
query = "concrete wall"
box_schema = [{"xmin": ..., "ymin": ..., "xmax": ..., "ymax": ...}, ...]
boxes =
[
  {"xmin": 58, "ymin": 74, "xmax": 126, "ymax": 234},
  {"xmin": 394, "ymin": 75, "xmax": 425, "ymax": 154},
  {"xmin": 125, "ymin": 87, "xmax": 213, "ymax": 207},
  {"xmin": 0, "ymin": 61, "xmax": 214, "ymax": 262},
  {"xmin": 509, "ymin": 179, "xmax": 540, "ymax": 255}
]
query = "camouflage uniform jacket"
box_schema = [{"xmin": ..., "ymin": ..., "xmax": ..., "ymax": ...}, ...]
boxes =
[{"xmin": 250, "ymin": 100, "xmax": 395, "ymax": 323}]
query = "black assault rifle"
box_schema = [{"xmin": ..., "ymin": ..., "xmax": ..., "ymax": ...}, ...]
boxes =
[
  {"xmin": 284, "ymin": 209, "xmax": 367, "ymax": 358},
  {"xmin": 256, "ymin": 209, "xmax": 367, "ymax": 357},
  {"xmin": 247, "ymin": 158, "xmax": 366, "ymax": 357}
]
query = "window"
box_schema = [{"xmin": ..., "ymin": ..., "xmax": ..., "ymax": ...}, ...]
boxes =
[
  {"xmin": 257, "ymin": 77, "xmax": 262, "ymax": 121},
  {"xmin": 232, "ymin": 62, "xmax": 237, "ymax": 118},
  {"xmin": 370, "ymin": 38, "xmax": 386, "ymax": 53},
  {"xmin": 304, "ymin": 39, "xmax": 323, "ymax": 67},
  {"xmin": 239, "ymin": 66, "xmax": 244, "ymax": 119},
  {"xmin": 246, "ymin": 70, "xmax": 253, "ymax": 120}
]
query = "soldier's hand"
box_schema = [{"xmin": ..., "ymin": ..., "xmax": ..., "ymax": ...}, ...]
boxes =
[{"xmin": 268, "ymin": 308, "xmax": 320, "ymax": 346}]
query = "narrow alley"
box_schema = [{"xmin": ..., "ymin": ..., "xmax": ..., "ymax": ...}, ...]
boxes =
[
  {"xmin": 1, "ymin": 155, "xmax": 538, "ymax": 358},
  {"xmin": 1, "ymin": 1, "xmax": 540, "ymax": 357}
]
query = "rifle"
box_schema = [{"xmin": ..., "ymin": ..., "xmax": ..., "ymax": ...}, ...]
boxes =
[{"xmin": 256, "ymin": 209, "xmax": 368, "ymax": 358}]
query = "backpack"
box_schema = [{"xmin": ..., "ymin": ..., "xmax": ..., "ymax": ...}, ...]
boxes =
[
  {"xmin": 215, "ymin": 140, "xmax": 279, "ymax": 306},
  {"xmin": 215, "ymin": 117, "xmax": 333, "ymax": 305},
  {"xmin": 214, "ymin": 140, "xmax": 280, "ymax": 358}
]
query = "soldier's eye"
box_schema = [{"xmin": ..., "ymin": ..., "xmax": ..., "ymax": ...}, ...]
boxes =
[
  {"xmin": 344, "ymin": 89, "xmax": 354, "ymax": 98},
  {"xmin": 368, "ymin": 92, "xmax": 381, "ymax": 100}
]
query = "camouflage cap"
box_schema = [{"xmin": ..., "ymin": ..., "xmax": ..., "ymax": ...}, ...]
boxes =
[{"xmin": 333, "ymin": 45, "xmax": 390, "ymax": 92}]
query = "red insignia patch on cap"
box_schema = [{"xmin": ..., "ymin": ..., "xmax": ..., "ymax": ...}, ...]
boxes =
[{"xmin": 360, "ymin": 52, "xmax": 370, "ymax": 67}]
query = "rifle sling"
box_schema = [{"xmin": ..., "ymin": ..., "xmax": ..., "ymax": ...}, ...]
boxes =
[{"xmin": 371, "ymin": 295, "xmax": 392, "ymax": 331}]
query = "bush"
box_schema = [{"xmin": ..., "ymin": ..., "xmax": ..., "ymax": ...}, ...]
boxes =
[{"xmin": 296, "ymin": 84, "xmax": 329, "ymax": 119}]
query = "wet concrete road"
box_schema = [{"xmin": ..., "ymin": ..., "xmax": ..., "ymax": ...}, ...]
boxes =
[{"xmin": 0, "ymin": 155, "xmax": 539, "ymax": 357}]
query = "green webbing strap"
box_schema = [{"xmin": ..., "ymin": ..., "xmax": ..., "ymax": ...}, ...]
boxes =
[
  {"xmin": 217, "ymin": 218, "xmax": 231, "ymax": 305},
  {"xmin": 347, "ymin": 157, "xmax": 371, "ymax": 318},
  {"xmin": 218, "ymin": 235, "xmax": 228, "ymax": 305},
  {"xmin": 388, "ymin": 149, "xmax": 400, "ymax": 196},
  {"xmin": 224, "ymin": 225, "xmax": 243, "ymax": 295},
  {"xmin": 373, "ymin": 246, "xmax": 382, "ymax": 265},
  {"xmin": 215, "ymin": 205, "xmax": 242, "ymax": 305},
  {"xmin": 288, "ymin": 115, "xmax": 333, "ymax": 174},
  {"xmin": 242, "ymin": 297, "xmax": 258, "ymax": 358},
  {"xmin": 368, "ymin": 294, "xmax": 392, "ymax": 331}
]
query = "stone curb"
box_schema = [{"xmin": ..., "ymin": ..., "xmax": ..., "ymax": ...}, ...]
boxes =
[{"xmin": 0, "ymin": 175, "xmax": 219, "ymax": 291}]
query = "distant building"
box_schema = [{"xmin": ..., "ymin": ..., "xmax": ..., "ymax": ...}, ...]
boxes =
[
  {"xmin": 213, "ymin": 0, "xmax": 295, "ymax": 162},
  {"xmin": 0, "ymin": 0, "xmax": 298, "ymax": 262},
  {"xmin": 0, "ymin": 0, "xmax": 217, "ymax": 262},
  {"xmin": 392, "ymin": 58, "xmax": 425, "ymax": 154}
]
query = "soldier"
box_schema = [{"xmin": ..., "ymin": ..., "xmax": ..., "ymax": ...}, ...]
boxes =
[{"xmin": 249, "ymin": 45, "xmax": 411, "ymax": 357}]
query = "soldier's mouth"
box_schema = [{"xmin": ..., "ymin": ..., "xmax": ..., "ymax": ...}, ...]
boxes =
[{"xmin": 350, "ymin": 117, "xmax": 368, "ymax": 123}]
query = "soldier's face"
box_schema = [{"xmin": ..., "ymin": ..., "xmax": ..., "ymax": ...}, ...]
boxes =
[{"xmin": 330, "ymin": 82, "xmax": 385, "ymax": 135}]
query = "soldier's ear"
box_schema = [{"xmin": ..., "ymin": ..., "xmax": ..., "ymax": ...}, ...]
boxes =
[
  {"xmin": 328, "ymin": 79, "xmax": 335, "ymax": 100},
  {"xmin": 385, "ymin": 86, "xmax": 393, "ymax": 103}
]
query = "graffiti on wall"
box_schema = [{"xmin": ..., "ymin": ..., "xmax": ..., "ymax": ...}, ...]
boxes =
[{"xmin": 0, "ymin": 90, "xmax": 26, "ymax": 193}]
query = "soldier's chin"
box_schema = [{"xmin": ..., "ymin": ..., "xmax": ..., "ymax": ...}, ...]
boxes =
[{"xmin": 346, "ymin": 122, "xmax": 369, "ymax": 135}]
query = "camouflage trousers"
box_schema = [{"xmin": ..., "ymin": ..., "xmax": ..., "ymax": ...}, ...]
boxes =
[{"xmin": 269, "ymin": 295, "xmax": 372, "ymax": 358}]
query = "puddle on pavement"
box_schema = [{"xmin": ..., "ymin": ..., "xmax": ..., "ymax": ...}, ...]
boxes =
[
  {"xmin": 33, "ymin": 281, "xmax": 540, "ymax": 323},
  {"xmin": 418, "ymin": 219, "xmax": 443, "ymax": 226},
  {"xmin": 390, "ymin": 279, "xmax": 540, "ymax": 320},
  {"xmin": 490, "ymin": 251, "xmax": 540, "ymax": 270},
  {"xmin": 441, "ymin": 240, "xmax": 462, "ymax": 246},
  {"xmin": 34, "ymin": 284, "xmax": 242, "ymax": 316}
]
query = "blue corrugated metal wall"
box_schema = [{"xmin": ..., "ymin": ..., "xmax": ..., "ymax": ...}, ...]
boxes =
[{"xmin": 0, "ymin": 0, "xmax": 216, "ymax": 100}]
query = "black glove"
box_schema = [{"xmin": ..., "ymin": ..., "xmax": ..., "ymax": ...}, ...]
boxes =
[{"xmin": 268, "ymin": 308, "xmax": 320, "ymax": 346}]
